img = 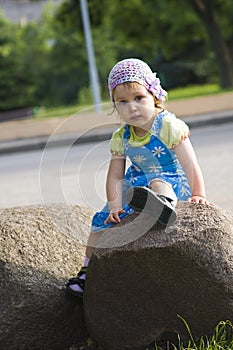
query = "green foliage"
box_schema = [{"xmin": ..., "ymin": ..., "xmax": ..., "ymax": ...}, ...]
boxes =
[
  {"xmin": 171, "ymin": 317, "xmax": 233, "ymax": 350},
  {"xmin": 0, "ymin": 15, "xmax": 35, "ymax": 110},
  {"xmin": 40, "ymin": 0, "xmax": 89, "ymax": 105},
  {"xmin": 34, "ymin": 83, "xmax": 225, "ymax": 120},
  {"xmin": 168, "ymin": 84, "xmax": 222, "ymax": 100},
  {"xmin": 0, "ymin": 0, "xmax": 232, "ymax": 110},
  {"xmin": 68, "ymin": 319, "xmax": 233, "ymax": 349},
  {"xmin": 0, "ymin": 7, "xmax": 53, "ymax": 110}
]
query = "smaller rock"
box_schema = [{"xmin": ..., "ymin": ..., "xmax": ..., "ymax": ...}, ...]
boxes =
[{"xmin": 0, "ymin": 204, "xmax": 93, "ymax": 350}]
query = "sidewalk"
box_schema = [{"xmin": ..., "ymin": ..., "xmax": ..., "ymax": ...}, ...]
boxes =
[{"xmin": 0, "ymin": 91, "xmax": 233, "ymax": 154}]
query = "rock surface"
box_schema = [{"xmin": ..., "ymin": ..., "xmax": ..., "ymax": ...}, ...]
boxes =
[
  {"xmin": 0, "ymin": 204, "xmax": 93, "ymax": 350},
  {"xmin": 84, "ymin": 202, "xmax": 233, "ymax": 350}
]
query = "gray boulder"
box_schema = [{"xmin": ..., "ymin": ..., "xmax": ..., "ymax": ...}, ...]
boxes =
[
  {"xmin": 84, "ymin": 202, "xmax": 233, "ymax": 349},
  {"xmin": 0, "ymin": 204, "xmax": 94, "ymax": 350}
]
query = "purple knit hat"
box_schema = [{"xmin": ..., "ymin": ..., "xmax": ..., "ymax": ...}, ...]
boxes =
[{"xmin": 108, "ymin": 58, "xmax": 167, "ymax": 101}]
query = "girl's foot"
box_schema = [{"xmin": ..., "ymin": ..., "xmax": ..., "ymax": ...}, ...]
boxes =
[
  {"xmin": 125, "ymin": 186, "xmax": 177, "ymax": 226},
  {"xmin": 65, "ymin": 266, "xmax": 86, "ymax": 298}
]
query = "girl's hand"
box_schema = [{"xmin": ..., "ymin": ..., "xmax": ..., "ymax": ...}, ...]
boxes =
[
  {"xmin": 188, "ymin": 195, "xmax": 215, "ymax": 206},
  {"xmin": 104, "ymin": 208, "xmax": 126, "ymax": 225}
]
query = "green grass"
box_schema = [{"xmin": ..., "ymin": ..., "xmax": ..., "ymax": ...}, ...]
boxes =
[
  {"xmin": 167, "ymin": 83, "xmax": 222, "ymax": 100},
  {"xmin": 33, "ymin": 83, "xmax": 231, "ymax": 121},
  {"xmin": 172, "ymin": 318, "xmax": 233, "ymax": 350},
  {"xmin": 33, "ymin": 101, "xmax": 111, "ymax": 120},
  {"xmin": 72, "ymin": 319, "xmax": 233, "ymax": 350},
  {"xmin": 152, "ymin": 319, "xmax": 233, "ymax": 350},
  {"xmin": 33, "ymin": 104, "xmax": 86, "ymax": 120}
]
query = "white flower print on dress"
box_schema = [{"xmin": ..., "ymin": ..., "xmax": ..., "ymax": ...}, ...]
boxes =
[
  {"xmin": 124, "ymin": 143, "xmax": 129, "ymax": 151},
  {"xmin": 133, "ymin": 155, "xmax": 146, "ymax": 163},
  {"xmin": 148, "ymin": 164, "xmax": 159, "ymax": 173},
  {"xmin": 176, "ymin": 168, "xmax": 183, "ymax": 175},
  {"xmin": 151, "ymin": 130, "xmax": 157, "ymax": 137},
  {"xmin": 180, "ymin": 186, "xmax": 189, "ymax": 197},
  {"xmin": 134, "ymin": 165, "xmax": 141, "ymax": 172},
  {"xmin": 130, "ymin": 176, "xmax": 139, "ymax": 184},
  {"xmin": 152, "ymin": 146, "xmax": 166, "ymax": 158}
]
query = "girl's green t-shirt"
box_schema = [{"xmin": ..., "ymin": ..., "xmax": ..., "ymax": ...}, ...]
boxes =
[{"xmin": 110, "ymin": 112, "xmax": 190, "ymax": 156}]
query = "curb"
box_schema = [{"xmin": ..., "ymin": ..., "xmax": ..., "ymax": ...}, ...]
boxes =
[
  {"xmin": 182, "ymin": 109, "xmax": 233, "ymax": 128},
  {"xmin": 0, "ymin": 128, "xmax": 115, "ymax": 155},
  {"xmin": 0, "ymin": 110, "xmax": 233, "ymax": 155}
]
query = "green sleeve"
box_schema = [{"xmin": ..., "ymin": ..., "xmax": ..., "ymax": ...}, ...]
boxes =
[
  {"xmin": 109, "ymin": 126, "xmax": 125, "ymax": 155},
  {"xmin": 160, "ymin": 113, "xmax": 190, "ymax": 149}
]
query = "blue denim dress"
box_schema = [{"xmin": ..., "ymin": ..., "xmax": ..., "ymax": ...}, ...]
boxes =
[{"xmin": 91, "ymin": 111, "xmax": 191, "ymax": 232}]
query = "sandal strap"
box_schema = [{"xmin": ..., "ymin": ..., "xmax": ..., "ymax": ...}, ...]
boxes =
[
  {"xmin": 66, "ymin": 276, "xmax": 85, "ymax": 290},
  {"xmin": 77, "ymin": 266, "xmax": 87, "ymax": 277},
  {"xmin": 66, "ymin": 266, "xmax": 87, "ymax": 290}
]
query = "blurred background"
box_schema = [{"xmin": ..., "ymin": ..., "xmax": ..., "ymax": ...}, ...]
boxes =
[
  {"xmin": 0, "ymin": 0, "xmax": 232, "ymax": 213},
  {"xmin": 0, "ymin": 0, "xmax": 232, "ymax": 115}
]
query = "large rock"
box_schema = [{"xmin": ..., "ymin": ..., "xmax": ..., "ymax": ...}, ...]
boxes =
[
  {"xmin": 0, "ymin": 204, "xmax": 94, "ymax": 350},
  {"xmin": 84, "ymin": 202, "xmax": 233, "ymax": 349}
]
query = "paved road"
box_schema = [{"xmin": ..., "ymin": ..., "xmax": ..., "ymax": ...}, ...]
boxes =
[{"xmin": 0, "ymin": 122, "xmax": 232, "ymax": 212}]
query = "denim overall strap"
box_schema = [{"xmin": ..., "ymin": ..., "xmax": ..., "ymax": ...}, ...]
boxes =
[{"xmin": 122, "ymin": 112, "xmax": 191, "ymax": 200}]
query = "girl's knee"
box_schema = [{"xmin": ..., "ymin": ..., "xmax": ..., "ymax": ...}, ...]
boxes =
[
  {"xmin": 149, "ymin": 179, "xmax": 176, "ymax": 201},
  {"xmin": 149, "ymin": 179, "xmax": 171, "ymax": 191}
]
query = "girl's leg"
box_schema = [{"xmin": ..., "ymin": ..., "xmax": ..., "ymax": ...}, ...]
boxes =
[
  {"xmin": 85, "ymin": 230, "xmax": 102, "ymax": 258},
  {"xmin": 125, "ymin": 180, "xmax": 177, "ymax": 225},
  {"xmin": 149, "ymin": 179, "xmax": 177, "ymax": 205},
  {"xmin": 66, "ymin": 230, "xmax": 102, "ymax": 297}
]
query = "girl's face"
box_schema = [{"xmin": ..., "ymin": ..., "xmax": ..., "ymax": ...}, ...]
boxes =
[{"xmin": 113, "ymin": 83, "xmax": 156, "ymax": 132}]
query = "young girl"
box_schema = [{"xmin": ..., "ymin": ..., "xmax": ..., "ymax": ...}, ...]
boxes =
[{"xmin": 66, "ymin": 58, "xmax": 212, "ymax": 297}]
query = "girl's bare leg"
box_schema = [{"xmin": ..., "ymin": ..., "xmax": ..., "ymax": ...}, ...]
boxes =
[
  {"xmin": 85, "ymin": 231, "xmax": 102, "ymax": 258},
  {"xmin": 149, "ymin": 179, "xmax": 177, "ymax": 203},
  {"xmin": 66, "ymin": 230, "xmax": 102, "ymax": 295}
]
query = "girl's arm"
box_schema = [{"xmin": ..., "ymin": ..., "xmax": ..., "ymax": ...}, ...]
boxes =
[
  {"xmin": 174, "ymin": 138, "xmax": 213, "ymax": 205},
  {"xmin": 104, "ymin": 155, "xmax": 126, "ymax": 224}
]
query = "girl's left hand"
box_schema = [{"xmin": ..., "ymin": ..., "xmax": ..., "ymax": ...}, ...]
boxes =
[
  {"xmin": 104, "ymin": 209, "xmax": 126, "ymax": 225},
  {"xmin": 188, "ymin": 196, "xmax": 215, "ymax": 206}
]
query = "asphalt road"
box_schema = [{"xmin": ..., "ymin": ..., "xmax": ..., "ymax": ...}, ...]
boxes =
[{"xmin": 0, "ymin": 122, "xmax": 232, "ymax": 212}]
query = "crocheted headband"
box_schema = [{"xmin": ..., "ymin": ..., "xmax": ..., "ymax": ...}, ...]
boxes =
[{"xmin": 108, "ymin": 58, "xmax": 167, "ymax": 102}]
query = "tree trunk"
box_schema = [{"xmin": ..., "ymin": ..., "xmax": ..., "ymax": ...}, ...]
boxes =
[{"xmin": 189, "ymin": 0, "xmax": 233, "ymax": 88}]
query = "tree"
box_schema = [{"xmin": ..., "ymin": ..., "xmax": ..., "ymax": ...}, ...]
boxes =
[
  {"xmin": 2, "ymin": 0, "xmax": 232, "ymax": 109},
  {"xmin": 188, "ymin": 0, "xmax": 233, "ymax": 88},
  {"xmin": 102, "ymin": 0, "xmax": 233, "ymax": 89},
  {"xmin": 43, "ymin": 0, "xmax": 119, "ymax": 104},
  {"xmin": 42, "ymin": 0, "xmax": 88, "ymax": 105},
  {"xmin": 0, "ymin": 15, "xmax": 37, "ymax": 110},
  {"xmin": 103, "ymin": 0, "xmax": 214, "ymax": 88}
]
